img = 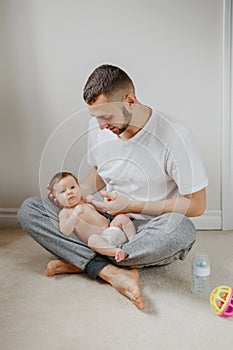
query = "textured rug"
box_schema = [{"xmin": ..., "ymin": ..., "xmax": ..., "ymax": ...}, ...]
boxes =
[{"xmin": 1, "ymin": 228, "xmax": 233, "ymax": 350}]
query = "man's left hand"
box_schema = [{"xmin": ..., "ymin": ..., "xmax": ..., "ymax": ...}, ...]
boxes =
[{"xmin": 86, "ymin": 191, "xmax": 132, "ymax": 216}]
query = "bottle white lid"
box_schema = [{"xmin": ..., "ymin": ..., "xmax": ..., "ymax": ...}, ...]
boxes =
[{"xmin": 192, "ymin": 253, "xmax": 210, "ymax": 276}]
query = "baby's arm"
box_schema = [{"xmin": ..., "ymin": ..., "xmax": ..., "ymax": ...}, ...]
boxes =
[
  {"xmin": 59, "ymin": 206, "xmax": 84, "ymax": 236},
  {"xmin": 110, "ymin": 214, "xmax": 136, "ymax": 241}
]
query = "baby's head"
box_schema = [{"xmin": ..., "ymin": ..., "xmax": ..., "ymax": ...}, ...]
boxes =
[{"xmin": 49, "ymin": 172, "xmax": 82, "ymax": 207}]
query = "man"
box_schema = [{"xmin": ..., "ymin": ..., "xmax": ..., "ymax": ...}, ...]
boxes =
[{"xmin": 17, "ymin": 64, "xmax": 208, "ymax": 310}]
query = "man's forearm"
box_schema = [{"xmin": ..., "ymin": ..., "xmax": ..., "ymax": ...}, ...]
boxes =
[
  {"xmin": 131, "ymin": 193, "xmax": 205, "ymax": 217},
  {"xmin": 80, "ymin": 166, "xmax": 106, "ymax": 196},
  {"xmin": 88, "ymin": 189, "xmax": 206, "ymax": 218}
]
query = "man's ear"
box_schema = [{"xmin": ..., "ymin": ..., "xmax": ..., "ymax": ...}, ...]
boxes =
[{"xmin": 124, "ymin": 93, "xmax": 136, "ymax": 107}]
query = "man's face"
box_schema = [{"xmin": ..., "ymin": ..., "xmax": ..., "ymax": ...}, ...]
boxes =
[{"xmin": 87, "ymin": 94, "xmax": 132, "ymax": 136}]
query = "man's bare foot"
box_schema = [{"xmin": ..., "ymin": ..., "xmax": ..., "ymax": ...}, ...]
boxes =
[
  {"xmin": 115, "ymin": 248, "xmax": 128, "ymax": 262},
  {"xmin": 45, "ymin": 260, "xmax": 84, "ymax": 277},
  {"xmin": 98, "ymin": 264, "xmax": 144, "ymax": 310}
]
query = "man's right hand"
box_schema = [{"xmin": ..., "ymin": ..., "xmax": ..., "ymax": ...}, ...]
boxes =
[{"xmin": 46, "ymin": 185, "xmax": 60, "ymax": 206}]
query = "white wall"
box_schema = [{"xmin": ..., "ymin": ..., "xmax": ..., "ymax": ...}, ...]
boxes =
[{"xmin": 0, "ymin": 0, "xmax": 223, "ymax": 227}]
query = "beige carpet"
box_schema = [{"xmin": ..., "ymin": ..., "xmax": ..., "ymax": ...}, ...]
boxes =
[{"xmin": 1, "ymin": 228, "xmax": 233, "ymax": 350}]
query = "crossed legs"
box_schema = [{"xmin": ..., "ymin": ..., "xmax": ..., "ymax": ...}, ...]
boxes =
[
  {"xmin": 45, "ymin": 259, "xmax": 144, "ymax": 309},
  {"xmin": 18, "ymin": 197, "xmax": 195, "ymax": 311}
]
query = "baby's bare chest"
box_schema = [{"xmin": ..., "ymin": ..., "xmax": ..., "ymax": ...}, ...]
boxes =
[{"xmin": 73, "ymin": 205, "xmax": 109, "ymax": 241}]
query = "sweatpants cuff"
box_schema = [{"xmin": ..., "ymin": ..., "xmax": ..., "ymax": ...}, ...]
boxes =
[{"xmin": 85, "ymin": 255, "xmax": 110, "ymax": 279}]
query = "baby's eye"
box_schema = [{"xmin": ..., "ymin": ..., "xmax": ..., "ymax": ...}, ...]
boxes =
[
  {"xmin": 71, "ymin": 185, "xmax": 75, "ymax": 189},
  {"xmin": 60, "ymin": 190, "xmax": 65, "ymax": 194}
]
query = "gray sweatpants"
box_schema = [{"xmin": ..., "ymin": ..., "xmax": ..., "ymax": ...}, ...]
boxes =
[{"xmin": 17, "ymin": 197, "xmax": 196, "ymax": 279}]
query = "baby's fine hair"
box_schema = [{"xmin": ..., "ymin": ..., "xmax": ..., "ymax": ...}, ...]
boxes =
[{"xmin": 48, "ymin": 172, "xmax": 79, "ymax": 193}]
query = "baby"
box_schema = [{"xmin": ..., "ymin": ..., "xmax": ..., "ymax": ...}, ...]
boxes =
[{"xmin": 48, "ymin": 172, "xmax": 136, "ymax": 262}]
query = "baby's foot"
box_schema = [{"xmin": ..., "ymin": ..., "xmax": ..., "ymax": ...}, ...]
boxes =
[{"xmin": 115, "ymin": 248, "xmax": 128, "ymax": 262}]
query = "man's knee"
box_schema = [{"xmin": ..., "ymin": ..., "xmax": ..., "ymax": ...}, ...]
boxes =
[
  {"xmin": 179, "ymin": 213, "xmax": 196, "ymax": 237},
  {"xmin": 182, "ymin": 215, "xmax": 196, "ymax": 236},
  {"xmin": 17, "ymin": 197, "xmax": 41, "ymax": 230},
  {"xmin": 164, "ymin": 212, "xmax": 196, "ymax": 244}
]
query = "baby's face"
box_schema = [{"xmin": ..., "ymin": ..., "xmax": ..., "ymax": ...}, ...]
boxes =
[{"xmin": 53, "ymin": 175, "xmax": 82, "ymax": 207}]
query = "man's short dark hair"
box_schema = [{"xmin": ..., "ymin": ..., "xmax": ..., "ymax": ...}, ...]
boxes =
[{"xmin": 83, "ymin": 64, "xmax": 135, "ymax": 104}]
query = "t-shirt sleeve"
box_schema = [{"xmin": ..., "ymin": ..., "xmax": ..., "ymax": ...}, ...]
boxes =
[{"xmin": 166, "ymin": 127, "xmax": 208, "ymax": 195}]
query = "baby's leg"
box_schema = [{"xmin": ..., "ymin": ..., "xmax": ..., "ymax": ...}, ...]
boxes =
[
  {"xmin": 88, "ymin": 234, "xmax": 128, "ymax": 262},
  {"xmin": 88, "ymin": 234, "xmax": 116, "ymax": 256},
  {"xmin": 111, "ymin": 214, "xmax": 136, "ymax": 241}
]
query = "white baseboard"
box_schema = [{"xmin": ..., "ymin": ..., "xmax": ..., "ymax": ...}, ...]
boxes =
[
  {"xmin": 0, "ymin": 208, "xmax": 222, "ymax": 230},
  {"xmin": 0, "ymin": 208, "xmax": 20, "ymax": 228},
  {"xmin": 190, "ymin": 210, "xmax": 222, "ymax": 230}
]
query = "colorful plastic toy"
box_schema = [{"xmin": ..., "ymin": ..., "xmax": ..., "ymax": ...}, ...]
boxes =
[{"xmin": 209, "ymin": 286, "xmax": 233, "ymax": 318}]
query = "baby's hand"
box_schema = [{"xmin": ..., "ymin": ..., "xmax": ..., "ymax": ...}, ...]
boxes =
[
  {"xmin": 85, "ymin": 195, "xmax": 94, "ymax": 203},
  {"xmin": 74, "ymin": 204, "xmax": 84, "ymax": 216}
]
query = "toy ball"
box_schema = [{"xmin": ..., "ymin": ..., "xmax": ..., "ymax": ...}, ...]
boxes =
[{"xmin": 209, "ymin": 286, "xmax": 233, "ymax": 318}]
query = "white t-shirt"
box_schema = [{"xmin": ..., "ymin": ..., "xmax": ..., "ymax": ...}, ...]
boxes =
[{"xmin": 87, "ymin": 109, "xmax": 208, "ymax": 219}]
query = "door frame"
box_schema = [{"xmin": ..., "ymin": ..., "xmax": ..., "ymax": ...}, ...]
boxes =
[{"xmin": 222, "ymin": 0, "xmax": 233, "ymax": 230}]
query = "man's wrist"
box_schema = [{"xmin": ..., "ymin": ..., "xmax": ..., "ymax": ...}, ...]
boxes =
[
  {"xmin": 128, "ymin": 199, "xmax": 163, "ymax": 216},
  {"xmin": 128, "ymin": 200, "xmax": 144, "ymax": 214}
]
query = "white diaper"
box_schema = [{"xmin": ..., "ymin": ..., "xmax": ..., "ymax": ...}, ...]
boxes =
[{"xmin": 101, "ymin": 227, "xmax": 128, "ymax": 246}]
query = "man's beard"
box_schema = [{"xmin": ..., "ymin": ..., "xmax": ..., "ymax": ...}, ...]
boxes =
[{"xmin": 117, "ymin": 105, "xmax": 132, "ymax": 135}]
